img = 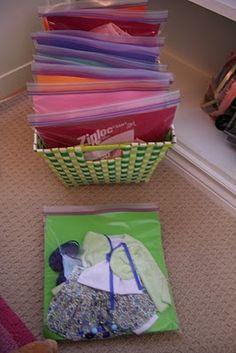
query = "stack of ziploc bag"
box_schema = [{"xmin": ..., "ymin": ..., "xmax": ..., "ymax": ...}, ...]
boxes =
[{"xmin": 27, "ymin": 0, "xmax": 180, "ymax": 185}]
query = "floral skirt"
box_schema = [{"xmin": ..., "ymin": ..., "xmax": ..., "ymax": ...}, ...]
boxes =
[{"xmin": 47, "ymin": 267, "xmax": 157, "ymax": 340}]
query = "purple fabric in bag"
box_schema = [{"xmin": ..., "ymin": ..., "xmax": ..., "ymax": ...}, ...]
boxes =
[
  {"xmin": 50, "ymin": 29, "xmax": 164, "ymax": 47},
  {"xmin": 32, "ymin": 62, "xmax": 174, "ymax": 81},
  {"xmin": 32, "ymin": 32, "xmax": 159, "ymax": 63},
  {"xmin": 34, "ymin": 45, "xmax": 165, "ymax": 70}
]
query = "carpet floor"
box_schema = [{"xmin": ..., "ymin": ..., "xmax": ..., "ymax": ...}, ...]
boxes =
[{"xmin": 1, "ymin": 92, "xmax": 236, "ymax": 353}]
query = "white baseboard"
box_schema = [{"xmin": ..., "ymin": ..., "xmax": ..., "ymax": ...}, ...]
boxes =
[
  {"xmin": 0, "ymin": 62, "xmax": 32, "ymax": 100},
  {"xmin": 166, "ymin": 143, "xmax": 236, "ymax": 215}
]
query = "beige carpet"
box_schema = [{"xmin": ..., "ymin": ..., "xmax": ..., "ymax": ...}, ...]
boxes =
[{"xmin": 1, "ymin": 92, "xmax": 236, "ymax": 353}]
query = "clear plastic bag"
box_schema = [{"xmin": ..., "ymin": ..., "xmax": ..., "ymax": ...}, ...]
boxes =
[
  {"xmin": 40, "ymin": 8, "xmax": 167, "ymax": 22},
  {"xmin": 43, "ymin": 204, "xmax": 179, "ymax": 341},
  {"xmin": 27, "ymin": 79, "xmax": 170, "ymax": 94},
  {"xmin": 29, "ymin": 87, "xmax": 170, "ymax": 114},
  {"xmin": 40, "ymin": 9, "xmax": 167, "ymax": 36},
  {"xmin": 50, "ymin": 29, "xmax": 164, "ymax": 46},
  {"xmin": 28, "ymin": 90, "xmax": 180, "ymax": 148},
  {"xmin": 39, "ymin": 0, "xmax": 148, "ymax": 13},
  {"xmin": 32, "ymin": 32, "xmax": 160, "ymax": 63},
  {"xmin": 33, "ymin": 54, "xmax": 109, "ymax": 68},
  {"xmin": 32, "ymin": 62, "xmax": 173, "ymax": 83},
  {"xmin": 33, "ymin": 48, "xmax": 166, "ymax": 70}
]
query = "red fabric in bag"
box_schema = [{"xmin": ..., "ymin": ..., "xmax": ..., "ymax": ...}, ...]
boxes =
[
  {"xmin": 36, "ymin": 106, "xmax": 176, "ymax": 148},
  {"xmin": 45, "ymin": 16, "xmax": 160, "ymax": 36}
]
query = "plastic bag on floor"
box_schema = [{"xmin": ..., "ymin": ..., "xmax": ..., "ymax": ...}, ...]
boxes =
[{"xmin": 43, "ymin": 204, "xmax": 179, "ymax": 341}]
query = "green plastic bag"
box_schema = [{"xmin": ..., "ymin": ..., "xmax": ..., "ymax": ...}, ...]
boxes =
[{"xmin": 44, "ymin": 204, "xmax": 179, "ymax": 340}]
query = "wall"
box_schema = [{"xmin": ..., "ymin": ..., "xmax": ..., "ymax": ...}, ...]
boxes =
[
  {"xmin": 0, "ymin": 0, "xmax": 44, "ymax": 99},
  {"xmin": 149, "ymin": 0, "xmax": 236, "ymax": 76}
]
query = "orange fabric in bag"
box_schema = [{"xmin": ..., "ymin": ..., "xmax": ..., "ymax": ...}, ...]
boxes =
[{"xmin": 37, "ymin": 75, "xmax": 103, "ymax": 84}]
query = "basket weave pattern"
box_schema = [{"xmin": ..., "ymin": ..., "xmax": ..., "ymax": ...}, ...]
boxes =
[{"xmin": 34, "ymin": 128, "xmax": 176, "ymax": 186}]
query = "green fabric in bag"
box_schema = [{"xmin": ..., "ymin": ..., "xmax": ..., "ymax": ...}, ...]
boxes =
[{"xmin": 43, "ymin": 209, "xmax": 179, "ymax": 340}]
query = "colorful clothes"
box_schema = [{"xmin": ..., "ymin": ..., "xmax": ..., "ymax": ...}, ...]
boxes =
[
  {"xmin": 47, "ymin": 266, "xmax": 157, "ymax": 340},
  {"xmin": 83, "ymin": 232, "xmax": 172, "ymax": 312}
]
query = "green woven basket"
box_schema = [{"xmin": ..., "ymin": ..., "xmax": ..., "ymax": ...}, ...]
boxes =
[{"xmin": 33, "ymin": 127, "xmax": 176, "ymax": 186}]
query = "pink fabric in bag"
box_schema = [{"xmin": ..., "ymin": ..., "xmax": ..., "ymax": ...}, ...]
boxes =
[
  {"xmin": 91, "ymin": 22, "xmax": 131, "ymax": 36},
  {"xmin": 32, "ymin": 90, "xmax": 166, "ymax": 113}
]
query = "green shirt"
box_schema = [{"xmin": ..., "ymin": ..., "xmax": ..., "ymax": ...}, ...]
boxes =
[{"xmin": 83, "ymin": 231, "xmax": 172, "ymax": 312}]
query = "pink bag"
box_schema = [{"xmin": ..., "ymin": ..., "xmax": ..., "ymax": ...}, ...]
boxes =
[
  {"xmin": 31, "ymin": 90, "xmax": 170, "ymax": 113},
  {"xmin": 28, "ymin": 91, "xmax": 180, "ymax": 148}
]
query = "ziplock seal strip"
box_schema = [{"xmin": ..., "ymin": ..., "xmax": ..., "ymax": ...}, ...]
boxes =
[{"xmin": 43, "ymin": 203, "xmax": 159, "ymax": 215}]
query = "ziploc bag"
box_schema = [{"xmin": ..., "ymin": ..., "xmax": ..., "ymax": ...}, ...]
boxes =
[
  {"xmin": 32, "ymin": 32, "xmax": 161, "ymax": 63},
  {"xmin": 27, "ymin": 79, "xmax": 170, "ymax": 94},
  {"xmin": 43, "ymin": 204, "xmax": 179, "ymax": 341},
  {"xmin": 40, "ymin": 9, "xmax": 167, "ymax": 36},
  {"xmin": 30, "ymin": 89, "xmax": 170, "ymax": 114},
  {"xmin": 33, "ymin": 47, "xmax": 166, "ymax": 70},
  {"xmin": 33, "ymin": 53, "xmax": 164, "ymax": 71},
  {"xmin": 41, "ymin": 1, "xmax": 147, "ymax": 30},
  {"xmin": 32, "ymin": 62, "xmax": 173, "ymax": 84},
  {"xmin": 33, "ymin": 54, "xmax": 108, "ymax": 68},
  {"xmin": 28, "ymin": 90, "xmax": 180, "ymax": 148},
  {"xmin": 50, "ymin": 29, "xmax": 164, "ymax": 47},
  {"xmin": 40, "ymin": 0, "xmax": 148, "ymax": 13}
]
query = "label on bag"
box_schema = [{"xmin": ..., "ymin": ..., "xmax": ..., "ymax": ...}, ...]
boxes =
[
  {"xmin": 37, "ymin": 105, "xmax": 177, "ymax": 148},
  {"xmin": 77, "ymin": 121, "xmax": 136, "ymax": 145}
]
